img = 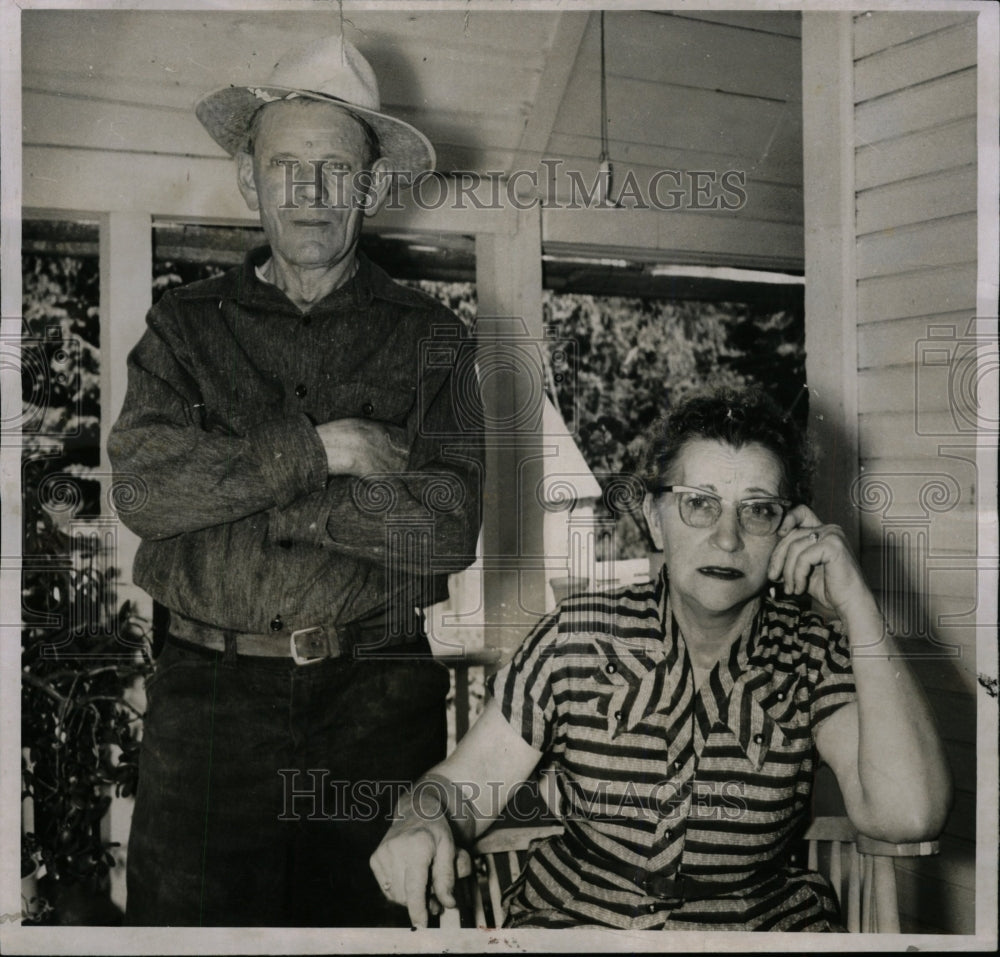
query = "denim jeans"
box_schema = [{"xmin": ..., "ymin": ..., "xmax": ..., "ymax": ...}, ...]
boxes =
[{"xmin": 125, "ymin": 638, "xmax": 449, "ymax": 926}]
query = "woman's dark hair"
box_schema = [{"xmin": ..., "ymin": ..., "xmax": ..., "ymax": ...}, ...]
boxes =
[{"xmin": 641, "ymin": 385, "xmax": 814, "ymax": 504}]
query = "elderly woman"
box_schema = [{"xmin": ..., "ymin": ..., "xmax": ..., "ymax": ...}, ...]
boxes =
[{"xmin": 371, "ymin": 386, "xmax": 951, "ymax": 931}]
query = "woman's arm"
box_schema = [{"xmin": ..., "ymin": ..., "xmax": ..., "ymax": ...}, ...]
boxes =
[
  {"xmin": 768, "ymin": 506, "xmax": 953, "ymax": 843},
  {"xmin": 369, "ymin": 699, "xmax": 543, "ymax": 927}
]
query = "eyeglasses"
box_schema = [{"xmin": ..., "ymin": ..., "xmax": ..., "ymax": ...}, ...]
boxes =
[{"xmin": 651, "ymin": 485, "xmax": 791, "ymax": 536}]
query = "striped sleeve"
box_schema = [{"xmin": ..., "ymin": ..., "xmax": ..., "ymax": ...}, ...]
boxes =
[
  {"xmin": 486, "ymin": 611, "xmax": 561, "ymax": 752},
  {"xmin": 808, "ymin": 615, "xmax": 857, "ymax": 727}
]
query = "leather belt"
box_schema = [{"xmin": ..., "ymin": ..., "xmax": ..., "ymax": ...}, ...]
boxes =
[
  {"xmin": 639, "ymin": 862, "xmax": 784, "ymax": 902},
  {"xmin": 169, "ymin": 613, "xmax": 342, "ymax": 665}
]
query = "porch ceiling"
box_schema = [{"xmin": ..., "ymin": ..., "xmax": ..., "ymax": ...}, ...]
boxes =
[{"xmin": 21, "ymin": 7, "xmax": 803, "ymax": 266}]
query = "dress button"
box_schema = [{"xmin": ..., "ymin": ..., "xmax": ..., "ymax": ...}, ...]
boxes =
[
  {"xmin": 295, "ymin": 384, "xmax": 308, "ymax": 398},
  {"xmin": 605, "ymin": 663, "xmax": 617, "ymax": 675},
  {"xmin": 362, "ymin": 401, "xmax": 374, "ymax": 416},
  {"xmin": 302, "ymin": 315, "xmax": 312, "ymax": 327},
  {"xmin": 614, "ymin": 709, "xmax": 623, "ymax": 721},
  {"xmin": 776, "ymin": 691, "xmax": 786, "ymax": 701},
  {"xmin": 673, "ymin": 759, "xmax": 682, "ymax": 770},
  {"xmin": 753, "ymin": 732, "xmax": 764, "ymax": 744},
  {"xmin": 270, "ymin": 616, "xmax": 283, "ymax": 632},
  {"xmin": 647, "ymin": 904, "xmax": 657, "ymax": 914}
]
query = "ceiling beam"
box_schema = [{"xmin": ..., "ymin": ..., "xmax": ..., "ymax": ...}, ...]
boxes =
[{"xmin": 509, "ymin": 11, "xmax": 591, "ymax": 176}]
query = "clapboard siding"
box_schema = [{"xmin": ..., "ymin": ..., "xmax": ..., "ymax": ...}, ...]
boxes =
[
  {"xmin": 852, "ymin": 10, "xmax": 979, "ymax": 936},
  {"xmin": 854, "ymin": 10, "xmax": 975, "ymax": 58},
  {"xmin": 855, "ymin": 69, "xmax": 976, "ymax": 146},
  {"xmin": 856, "ymin": 166, "xmax": 977, "ymax": 235},
  {"xmin": 858, "ymin": 411, "xmax": 977, "ymax": 458},
  {"xmin": 856, "ymin": 212, "xmax": 977, "ymax": 280},
  {"xmin": 857, "ymin": 262, "xmax": 977, "ymax": 323},
  {"xmin": 854, "ymin": 18, "xmax": 977, "ymax": 102},
  {"xmin": 856, "ymin": 115, "xmax": 977, "ymax": 190},
  {"xmin": 857, "ymin": 311, "xmax": 976, "ymax": 366},
  {"xmin": 858, "ymin": 362, "xmax": 980, "ymax": 415}
]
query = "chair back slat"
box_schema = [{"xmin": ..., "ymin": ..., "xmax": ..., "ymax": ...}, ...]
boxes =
[{"xmin": 845, "ymin": 845, "xmax": 861, "ymax": 932}]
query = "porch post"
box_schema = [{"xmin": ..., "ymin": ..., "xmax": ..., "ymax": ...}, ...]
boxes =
[
  {"xmin": 98, "ymin": 211, "xmax": 153, "ymax": 913},
  {"xmin": 801, "ymin": 12, "xmax": 860, "ymax": 549},
  {"xmin": 475, "ymin": 205, "xmax": 548, "ymax": 663},
  {"xmin": 99, "ymin": 212, "xmax": 152, "ymax": 612}
]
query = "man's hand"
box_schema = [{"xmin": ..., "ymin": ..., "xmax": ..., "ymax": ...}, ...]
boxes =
[
  {"xmin": 315, "ymin": 417, "xmax": 409, "ymax": 477},
  {"xmin": 369, "ymin": 792, "xmax": 458, "ymax": 929}
]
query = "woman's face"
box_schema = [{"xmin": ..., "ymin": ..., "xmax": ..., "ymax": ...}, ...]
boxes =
[{"xmin": 643, "ymin": 439, "xmax": 787, "ymax": 623}]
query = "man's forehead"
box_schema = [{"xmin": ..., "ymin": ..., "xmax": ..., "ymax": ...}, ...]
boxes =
[{"xmin": 254, "ymin": 100, "xmax": 367, "ymax": 144}]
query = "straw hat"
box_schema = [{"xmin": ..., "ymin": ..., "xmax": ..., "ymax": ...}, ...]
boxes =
[{"xmin": 195, "ymin": 34, "xmax": 435, "ymax": 175}]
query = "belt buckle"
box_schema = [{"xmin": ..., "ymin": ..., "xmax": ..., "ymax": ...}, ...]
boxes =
[{"xmin": 290, "ymin": 626, "xmax": 334, "ymax": 665}]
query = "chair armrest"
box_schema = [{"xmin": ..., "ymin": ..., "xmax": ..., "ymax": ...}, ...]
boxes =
[
  {"xmin": 855, "ymin": 834, "xmax": 939, "ymax": 857},
  {"xmin": 473, "ymin": 824, "xmax": 565, "ymax": 855},
  {"xmin": 806, "ymin": 815, "xmax": 940, "ymax": 857}
]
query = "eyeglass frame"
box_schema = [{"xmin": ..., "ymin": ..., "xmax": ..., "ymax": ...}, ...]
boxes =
[{"xmin": 647, "ymin": 484, "xmax": 793, "ymax": 536}]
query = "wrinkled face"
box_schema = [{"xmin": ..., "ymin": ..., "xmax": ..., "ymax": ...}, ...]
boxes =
[
  {"xmin": 643, "ymin": 439, "xmax": 786, "ymax": 622},
  {"xmin": 237, "ymin": 100, "xmax": 385, "ymax": 271}
]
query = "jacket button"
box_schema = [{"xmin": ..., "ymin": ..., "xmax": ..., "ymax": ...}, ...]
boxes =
[
  {"xmin": 270, "ymin": 616, "xmax": 283, "ymax": 632},
  {"xmin": 302, "ymin": 315, "xmax": 312, "ymax": 327},
  {"xmin": 362, "ymin": 401, "xmax": 374, "ymax": 416},
  {"xmin": 277, "ymin": 539, "xmax": 292, "ymax": 549},
  {"xmin": 295, "ymin": 384, "xmax": 308, "ymax": 398}
]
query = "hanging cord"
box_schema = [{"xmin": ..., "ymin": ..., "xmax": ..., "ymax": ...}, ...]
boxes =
[{"xmin": 598, "ymin": 11, "xmax": 616, "ymax": 206}]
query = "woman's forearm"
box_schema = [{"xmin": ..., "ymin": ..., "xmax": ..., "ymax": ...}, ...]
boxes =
[{"xmin": 841, "ymin": 591, "xmax": 953, "ymax": 840}]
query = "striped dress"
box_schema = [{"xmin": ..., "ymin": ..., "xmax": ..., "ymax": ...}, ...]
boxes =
[{"xmin": 487, "ymin": 568, "xmax": 857, "ymax": 931}]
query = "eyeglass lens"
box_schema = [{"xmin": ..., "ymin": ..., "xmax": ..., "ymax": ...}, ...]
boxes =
[{"xmin": 676, "ymin": 492, "xmax": 785, "ymax": 535}]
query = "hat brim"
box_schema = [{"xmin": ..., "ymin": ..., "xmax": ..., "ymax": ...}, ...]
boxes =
[{"xmin": 195, "ymin": 85, "xmax": 435, "ymax": 177}]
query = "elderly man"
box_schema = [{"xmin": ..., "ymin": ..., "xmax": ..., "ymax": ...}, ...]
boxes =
[{"xmin": 108, "ymin": 35, "xmax": 483, "ymax": 927}]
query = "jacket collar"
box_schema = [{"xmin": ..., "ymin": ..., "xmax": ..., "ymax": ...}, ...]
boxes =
[{"xmin": 175, "ymin": 245, "xmax": 424, "ymax": 313}]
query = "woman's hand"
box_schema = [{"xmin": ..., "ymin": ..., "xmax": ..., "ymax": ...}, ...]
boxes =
[
  {"xmin": 369, "ymin": 702, "xmax": 544, "ymax": 926},
  {"xmin": 369, "ymin": 785, "xmax": 458, "ymax": 928},
  {"xmin": 767, "ymin": 505, "xmax": 874, "ymax": 622}
]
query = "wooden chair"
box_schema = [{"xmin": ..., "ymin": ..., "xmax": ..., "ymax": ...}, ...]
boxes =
[
  {"xmin": 803, "ymin": 815, "xmax": 938, "ymax": 933},
  {"xmin": 441, "ymin": 818, "xmax": 938, "ymax": 931}
]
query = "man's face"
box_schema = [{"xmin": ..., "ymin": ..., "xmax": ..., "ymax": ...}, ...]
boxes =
[{"xmin": 237, "ymin": 100, "xmax": 385, "ymax": 271}]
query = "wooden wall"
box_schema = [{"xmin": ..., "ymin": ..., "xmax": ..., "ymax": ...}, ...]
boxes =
[{"xmin": 852, "ymin": 9, "xmax": 980, "ymax": 935}]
